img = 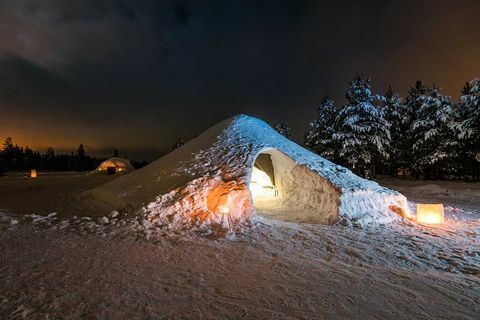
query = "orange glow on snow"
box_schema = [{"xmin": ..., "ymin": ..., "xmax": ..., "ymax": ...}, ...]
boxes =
[
  {"xmin": 416, "ymin": 204, "xmax": 444, "ymax": 225},
  {"xmin": 389, "ymin": 205, "xmax": 413, "ymax": 220},
  {"xmin": 203, "ymin": 179, "xmax": 250, "ymax": 222}
]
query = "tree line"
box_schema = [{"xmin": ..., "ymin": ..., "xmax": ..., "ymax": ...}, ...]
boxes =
[
  {"xmin": 0, "ymin": 139, "xmax": 148, "ymax": 175},
  {"xmin": 0, "ymin": 139, "xmax": 102, "ymax": 174},
  {"xmin": 2, "ymin": 75, "xmax": 478, "ymax": 180},
  {"xmin": 299, "ymin": 75, "xmax": 479, "ymax": 180}
]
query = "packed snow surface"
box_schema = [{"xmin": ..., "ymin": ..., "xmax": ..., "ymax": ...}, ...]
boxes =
[
  {"xmin": 1, "ymin": 174, "xmax": 479, "ymax": 318},
  {"xmin": 0, "ymin": 189, "xmax": 479, "ymax": 319},
  {"xmin": 91, "ymin": 115, "xmax": 408, "ymax": 231}
]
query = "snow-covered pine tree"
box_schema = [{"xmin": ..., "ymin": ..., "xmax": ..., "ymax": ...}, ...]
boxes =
[
  {"xmin": 409, "ymin": 84, "xmax": 459, "ymax": 178},
  {"xmin": 380, "ymin": 86, "xmax": 406, "ymax": 177},
  {"xmin": 405, "ymin": 80, "xmax": 430, "ymax": 120},
  {"xmin": 457, "ymin": 78, "xmax": 480, "ymax": 180},
  {"xmin": 458, "ymin": 78, "xmax": 480, "ymax": 142},
  {"xmin": 304, "ymin": 96, "xmax": 337, "ymax": 160},
  {"xmin": 273, "ymin": 122, "xmax": 294, "ymax": 140},
  {"xmin": 333, "ymin": 75, "xmax": 390, "ymax": 178},
  {"xmin": 402, "ymin": 80, "xmax": 430, "ymax": 175}
]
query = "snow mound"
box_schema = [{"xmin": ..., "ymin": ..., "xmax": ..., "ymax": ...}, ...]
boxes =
[{"xmin": 89, "ymin": 115, "xmax": 409, "ymax": 232}]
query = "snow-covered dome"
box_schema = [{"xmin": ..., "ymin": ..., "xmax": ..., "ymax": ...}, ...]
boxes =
[
  {"xmin": 93, "ymin": 157, "xmax": 135, "ymax": 174},
  {"xmin": 89, "ymin": 115, "xmax": 409, "ymax": 231}
]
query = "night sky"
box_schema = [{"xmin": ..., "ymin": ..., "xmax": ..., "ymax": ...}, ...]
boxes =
[{"xmin": 1, "ymin": 0, "xmax": 479, "ymax": 160}]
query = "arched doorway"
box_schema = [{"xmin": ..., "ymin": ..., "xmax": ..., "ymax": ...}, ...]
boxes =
[{"xmin": 249, "ymin": 149, "xmax": 340, "ymax": 224}]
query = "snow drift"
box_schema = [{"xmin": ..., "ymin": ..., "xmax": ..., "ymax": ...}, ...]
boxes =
[{"xmin": 89, "ymin": 115, "xmax": 409, "ymax": 231}]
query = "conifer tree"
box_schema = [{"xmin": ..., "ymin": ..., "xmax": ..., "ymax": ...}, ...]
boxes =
[
  {"xmin": 45, "ymin": 147, "xmax": 55, "ymax": 170},
  {"xmin": 334, "ymin": 75, "xmax": 390, "ymax": 177},
  {"xmin": 172, "ymin": 138, "xmax": 185, "ymax": 151},
  {"xmin": 273, "ymin": 123, "xmax": 294, "ymax": 140},
  {"xmin": 77, "ymin": 144, "xmax": 85, "ymax": 158},
  {"xmin": 402, "ymin": 80, "xmax": 430, "ymax": 174},
  {"xmin": 405, "ymin": 80, "xmax": 429, "ymax": 120},
  {"xmin": 46, "ymin": 147, "xmax": 55, "ymax": 159},
  {"xmin": 76, "ymin": 144, "xmax": 86, "ymax": 171},
  {"xmin": 458, "ymin": 79, "xmax": 480, "ymax": 143},
  {"xmin": 381, "ymin": 86, "xmax": 407, "ymax": 177},
  {"xmin": 304, "ymin": 96, "xmax": 337, "ymax": 160},
  {"xmin": 2, "ymin": 137, "xmax": 13, "ymax": 150},
  {"xmin": 457, "ymin": 78, "xmax": 480, "ymax": 180},
  {"xmin": 461, "ymin": 81, "xmax": 472, "ymax": 95},
  {"xmin": 409, "ymin": 84, "xmax": 458, "ymax": 178}
]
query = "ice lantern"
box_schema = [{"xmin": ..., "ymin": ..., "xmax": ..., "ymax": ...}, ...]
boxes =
[
  {"xmin": 416, "ymin": 204, "xmax": 444, "ymax": 225},
  {"xmin": 30, "ymin": 169, "xmax": 37, "ymax": 178}
]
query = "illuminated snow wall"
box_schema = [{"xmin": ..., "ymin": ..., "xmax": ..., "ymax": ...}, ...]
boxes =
[{"xmin": 249, "ymin": 149, "xmax": 340, "ymax": 224}]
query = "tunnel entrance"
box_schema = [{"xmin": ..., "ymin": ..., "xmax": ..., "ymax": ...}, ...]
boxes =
[{"xmin": 249, "ymin": 149, "xmax": 340, "ymax": 224}]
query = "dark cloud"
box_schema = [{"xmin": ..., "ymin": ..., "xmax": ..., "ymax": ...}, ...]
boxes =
[
  {"xmin": 0, "ymin": 55, "xmax": 72, "ymax": 106},
  {"xmin": 0, "ymin": 0, "xmax": 479, "ymax": 160}
]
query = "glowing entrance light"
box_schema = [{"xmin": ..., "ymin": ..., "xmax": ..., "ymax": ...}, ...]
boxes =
[
  {"xmin": 416, "ymin": 204, "xmax": 444, "ymax": 225},
  {"xmin": 219, "ymin": 206, "xmax": 230, "ymax": 215},
  {"xmin": 250, "ymin": 167, "xmax": 277, "ymax": 199}
]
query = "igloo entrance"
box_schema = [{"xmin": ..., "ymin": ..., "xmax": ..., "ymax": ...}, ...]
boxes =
[{"xmin": 249, "ymin": 149, "xmax": 340, "ymax": 224}]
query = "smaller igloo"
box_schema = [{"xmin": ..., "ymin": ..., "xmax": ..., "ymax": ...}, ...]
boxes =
[{"xmin": 93, "ymin": 157, "xmax": 135, "ymax": 175}]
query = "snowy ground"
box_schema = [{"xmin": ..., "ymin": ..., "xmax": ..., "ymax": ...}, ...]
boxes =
[
  {"xmin": 1, "ymin": 177, "xmax": 479, "ymax": 319},
  {"xmin": 379, "ymin": 178, "xmax": 480, "ymax": 212}
]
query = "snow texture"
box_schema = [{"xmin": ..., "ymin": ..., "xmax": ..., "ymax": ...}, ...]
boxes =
[
  {"xmin": 0, "ymin": 187, "xmax": 479, "ymax": 319},
  {"xmin": 92, "ymin": 115, "xmax": 409, "ymax": 232}
]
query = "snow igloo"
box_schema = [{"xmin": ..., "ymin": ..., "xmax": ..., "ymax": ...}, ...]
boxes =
[
  {"xmin": 88, "ymin": 115, "xmax": 409, "ymax": 231},
  {"xmin": 93, "ymin": 157, "xmax": 135, "ymax": 175}
]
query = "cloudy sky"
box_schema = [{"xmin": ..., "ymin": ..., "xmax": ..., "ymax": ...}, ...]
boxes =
[{"xmin": 0, "ymin": 0, "xmax": 479, "ymax": 160}]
